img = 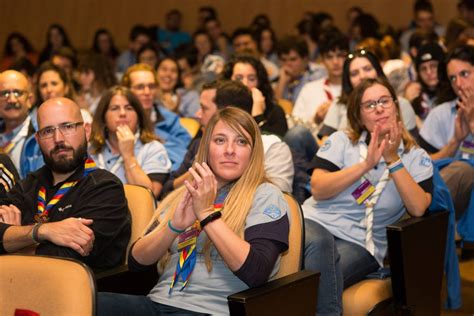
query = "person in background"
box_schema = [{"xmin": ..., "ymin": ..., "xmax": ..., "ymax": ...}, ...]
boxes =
[
  {"xmin": 231, "ymin": 28, "xmax": 279, "ymax": 82},
  {"xmin": 121, "ymin": 63, "xmax": 191, "ymax": 170},
  {"xmin": 0, "ymin": 70, "xmax": 42, "ymax": 178},
  {"xmin": 1, "ymin": 32, "xmax": 38, "ymax": 71},
  {"xmin": 91, "ymin": 28, "xmax": 120, "ymax": 68},
  {"xmin": 274, "ymin": 35, "xmax": 325, "ymax": 105},
  {"xmin": 38, "ymin": 24, "xmax": 74, "ymax": 65},
  {"xmin": 155, "ymin": 57, "xmax": 200, "ymax": 118},
  {"xmin": 255, "ymin": 27, "xmax": 279, "ymax": 67},
  {"xmin": 204, "ymin": 17, "xmax": 231, "ymax": 60},
  {"xmin": 319, "ymin": 49, "xmax": 417, "ymax": 139},
  {"xmin": 89, "ymin": 86, "xmax": 171, "ymax": 198},
  {"xmin": 137, "ymin": 43, "xmax": 161, "ymax": 70},
  {"xmin": 403, "ymin": 42, "xmax": 449, "ymax": 123},
  {"xmin": 222, "ymin": 54, "xmax": 288, "ymax": 137},
  {"xmin": 77, "ymin": 53, "xmax": 117, "ymax": 115},
  {"xmin": 158, "ymin": 9, "xmax": 192, "ymax": 55},
  {"xmin": 399, "ymin": 1, "xmax": 446, "ymax": 53},
  {"xmin": 117, "ymin": 25, "xmax": 151, "ymax": 74},
  {"xmin": 34, "ymin": 62, "xmax": 92, "ymax": 124}
]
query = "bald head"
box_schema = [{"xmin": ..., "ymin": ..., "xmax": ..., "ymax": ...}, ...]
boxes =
[
  {"xmin": 37, "ymin": 97, "xmax": 82, "ymax": 128},
  {"xmin": 0, "ymin": 70, "xmax": 31, "ymax": 129},
  {"xmin": 0, "ymin": 70, "xmax": 29, "ymax": 89}
]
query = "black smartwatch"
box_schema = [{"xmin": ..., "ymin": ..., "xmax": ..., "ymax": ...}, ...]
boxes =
[{"xmin": 200, "ymin": 211, "xmax": 222, "ymax": 229}]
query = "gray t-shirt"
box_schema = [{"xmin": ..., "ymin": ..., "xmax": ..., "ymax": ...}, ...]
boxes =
[{"xmin": 148, "ymin": 183, "xmax": 289, "ymax": 315}]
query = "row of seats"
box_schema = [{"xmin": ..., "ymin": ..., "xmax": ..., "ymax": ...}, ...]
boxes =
[{"xmin": 0, "ymin": 184, "xmax": 449, "ymax": 315}]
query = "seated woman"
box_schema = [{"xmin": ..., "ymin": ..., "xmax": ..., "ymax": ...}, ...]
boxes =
[
  {"xmin": 34, "ymin": 62, "xmax": 92, "ymax": 124},
  {"xmin": 155, "ymin": 57, "xmax": 200, "ymax": 118},
  {"xmin": 221, "ymin": 54, "xmax": 288, "ymax": 137},
  {"xmin": 319, "ymin": 49, "xmax": 417, "ymax": 138},
  {"xmin": 98, "ymin": 107, "xmax": 289, "ymax": 315},
  {"xmin": 304, "ymin": 77, "xmax": 433, "ymax": 315},
  {"xmin": 89, "ymin": 86, "xmax": 171, "ymax": 198}
]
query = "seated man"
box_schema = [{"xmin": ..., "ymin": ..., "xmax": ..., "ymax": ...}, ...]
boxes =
[
  {"xmin": 161, "ymin": 80, "xmax": 294, "ymax": 197},
  {"xmin": 0, "ymin": 70, "xmax": 43, "ymax": 178},
  {"xmin": 0, "ymin": 97, "xmax": 131, "ymax": 271},
  {"xmin": 419, "ymin": 45, "xmax": 474, "ymax": 223},
  {"xmin": 274, "ymin": 35, "xmax": 325, "ymax": 104},
  {"xmin": 121, "ymin": 64, "xmax": 191, "ymax": 170}
]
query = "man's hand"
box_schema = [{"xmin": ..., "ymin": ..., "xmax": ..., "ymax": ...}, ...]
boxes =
[
  {"xmin": 314, "ymin": 101, "xmax": 331, "ymax": 124},
  {"xmin": 0, "ymin": 204, "xmax": 21, "ymax": 225},
  {"xmin": 38, "ymin": 218, "xmax": 95, "ymax": 256},
  {"xmin": 251, "ymin": 88, "xmax": 266, "ymax": 117}
]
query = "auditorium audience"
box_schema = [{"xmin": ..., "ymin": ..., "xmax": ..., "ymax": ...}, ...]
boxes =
[{"xmin": 91, "ymin": 28, "xmax": 120, "ymax": 68}]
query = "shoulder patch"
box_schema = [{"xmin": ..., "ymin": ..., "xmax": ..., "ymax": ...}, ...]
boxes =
[
  {"xmin": 420, "ymin": 156, "xmax": 432, "ymax": 167},
  {"xmin": 263, "ymin": 204, "xmax": 281, "ymax": 219},
  {"xmin": 320, "ymin": 139, "xmax": 331, "ymax": 152}
]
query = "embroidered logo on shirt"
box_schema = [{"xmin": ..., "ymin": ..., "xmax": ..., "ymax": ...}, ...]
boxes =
[
  {"xmin": 58, "ymin": 204, "xmax": 72, "ymax": 212},
  {"xmin": 320, "ymin": 139, "xmax": 331, "ymax": 152},
  {"xmin": 158, "ymin": 154, "xmax": 168, "ymax": 166},
  {"xmin": 263, "ymin": 204, "xmax": 281, "ymax": 219},
  {"xmin": 420, "ymin": 156, "xmax": 432, "ymax": 167}
]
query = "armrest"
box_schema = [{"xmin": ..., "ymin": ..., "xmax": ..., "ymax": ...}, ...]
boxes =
[
  {"xmin": 228, "ymin": 270, "xmax": 320, "ymax": 316},
  {"xmin": 387, "ymin": 211, "xmax": 448, "ymax": 315}
]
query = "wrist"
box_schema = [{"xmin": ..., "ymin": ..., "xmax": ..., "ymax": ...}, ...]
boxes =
[
  {"xmin": 385, "ymin": 155, "xmax": 400, "ymax": 165},
  {"xmin": 197, "ymin": 206, "xmax": 215, "ymax": 221},
  {"xmin": 199, "ymin": 211, "xmax": 222, "ymax": 230},
  {"xmin": 36, "ymin": 223, "xmax": 48, "ymax": 242},
  {"xmin": 168, "ymin": 220, "xmax": 185, "ymax": 234}
]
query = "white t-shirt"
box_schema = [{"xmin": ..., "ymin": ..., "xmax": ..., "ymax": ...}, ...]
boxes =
[{"xmin": 293, "ymin": 78, "xmax": 342, "ymax": 123}]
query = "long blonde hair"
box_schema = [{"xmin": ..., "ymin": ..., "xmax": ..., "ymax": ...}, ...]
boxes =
[{"xmin": 148, "ymin": 107, "xmax": 267, "ymax": 271}]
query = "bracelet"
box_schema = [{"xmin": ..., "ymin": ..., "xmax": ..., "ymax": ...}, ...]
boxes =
[
  {"xmin": 388, "ymin": 158, "xmax": 404, "ymax": 174},
  {"xmin": 31, "ymin": 223, "xmax": 43, "ymax": 243},
  {"xmin": 386, "ymin": 156, "xmax": 401, "ymax": 167},
  {"xmin": 128, "ymin": 163, "xmax": 137, "ymax": 169},
  {"xmin": 167, "ymin": 220, "xmax": 185, "ymax": 234},
  {"xmin": 200, "ymin": 211, "xmax": 222, "ymax": 229}
]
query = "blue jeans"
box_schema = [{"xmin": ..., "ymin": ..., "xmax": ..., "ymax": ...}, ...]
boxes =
[
  {"xmin": 304, "ymin": 219, "xmax": 379, "ymax": 316},
  {"xmin": 97, "ymin": 292, "xmax": 209, "ymax": 315},
  {"xmin": 284, "ymin": 125, "xmax": 319, "ymax": 163}
]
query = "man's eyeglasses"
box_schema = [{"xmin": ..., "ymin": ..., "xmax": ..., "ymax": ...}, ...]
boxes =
[
  {"xmin": 131, "ymin": 83, "xmax": 158, "ymax": 91},
  {"xmin": 361, "ymin": 96, "xmax": 394, "ymax": 113},
  {"xmin": 0, "ymin": 89, "xmax": 27, "ymax": 99},
  {"xmin": 36, "ymin": 122, "xmax": 83, "ymax": 139}
]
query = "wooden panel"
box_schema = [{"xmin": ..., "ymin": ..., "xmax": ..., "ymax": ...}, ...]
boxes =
[{"xmin": 0, "ymin": 0, "xmax": 458, "ymax": 53}]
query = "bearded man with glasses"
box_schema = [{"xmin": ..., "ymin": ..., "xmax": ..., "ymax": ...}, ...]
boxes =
[{"xmin": 0, "ymin": 97, "xmax": 131, "ymax": 271}]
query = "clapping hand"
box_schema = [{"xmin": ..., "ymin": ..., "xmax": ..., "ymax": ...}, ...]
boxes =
[{"xmin": 184, "ymin": 162, "xmax": 217, "ymax": 221}]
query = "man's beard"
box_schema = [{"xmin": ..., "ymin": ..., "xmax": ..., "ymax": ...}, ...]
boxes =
[{"xmin": 42, "ymin": 139, "xmax": 88, "ymax": 174}]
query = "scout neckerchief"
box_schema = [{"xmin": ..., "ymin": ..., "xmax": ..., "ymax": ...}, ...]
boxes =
[
  {"xmin": 1, "ymin": 116, "xmax": 31, "ymax": 154},
  {"xmin": 169, "ymin": 182, "xmax": 232, "ymax": 293},
  {"xmin": 323, "ymin": 79, "xmax": 334, "ymax": 102},
  {"xmin": 354, "ymin": 132, "xmax": 391, "ymax": 257},
  {"xmin": 35, "ymin": 157, "xmax": 97, "ymax": 223}
]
